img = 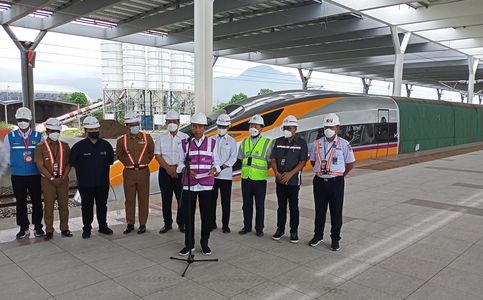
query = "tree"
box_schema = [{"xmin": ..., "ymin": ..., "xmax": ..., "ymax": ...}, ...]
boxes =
[
  {"xmin": 229, "ymin": 92, "xmax": 248, "ymax": 104},
  {"xmin": 258, "ymin": 88, "xmax": 273, "ymax": 96},
  {"xmin": 68, "ymin": 92, "xmax": 89, "ymax": 108}
]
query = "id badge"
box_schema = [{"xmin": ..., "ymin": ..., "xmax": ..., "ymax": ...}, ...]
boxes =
[
  {"xmin": 23, "ymin": 151, "xmax": 33, "ymax": 163},
  {"xmin": 53, "ymin": 163, "xmax": 59, "ymax": 176},
  {"xmin": 321, "ymin": 160, "xmax": 327, "ymax": 170},
  {"xmin": 280, "ymin": 158, "xmax": 286, "ymax": 166},
  {"xmin": 247, "ymin": 157, "xmax": 252, "ymax": 166}
]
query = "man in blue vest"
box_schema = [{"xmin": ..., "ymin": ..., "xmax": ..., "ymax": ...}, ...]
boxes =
[{"xmin": 4, "ymin": 107, "xmax": 44, "ymax": 239}]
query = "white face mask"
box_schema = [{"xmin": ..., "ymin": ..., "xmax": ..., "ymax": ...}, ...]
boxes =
[
  {"xmin": 17, "ymin": 121, "xmax": 30, "ymax": 130},
  {"xmin": 218, "ymin": 128, "xmax": 227, "ymax": 136},
  {"xmin": 48, "ymin": 132, "xmax": 60, "ymax": 141},
  {"xmin": 324, "ymin": 128, "xmax": 336, "ymax": 138},
  {"xmin": 249, "ymin": 127, "xmax": 260, "ymax": 137},
  {"xmin": 283, "ymin": 129, "xmax": 292, "ymax": 139},
  {"xmin": 130, "ymin": 126, "xmax": 140, "ymax": 135},
  {"xmin": 167, "ymin": 123, "xmax": 178, "ymax": 132}
]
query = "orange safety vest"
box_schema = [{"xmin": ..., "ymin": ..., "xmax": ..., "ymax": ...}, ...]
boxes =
[
  {"xmin": 123, "ymin": 133, "xmax": 148, "ymax": 169},
  {"xmin": 315, "ymin": 137, "xmax": 344, "ymax": 177}
]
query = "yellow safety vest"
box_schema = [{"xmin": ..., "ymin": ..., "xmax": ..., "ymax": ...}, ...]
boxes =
[{"xmin": 241, "ymin": 136, "xmax": 272, "ymax": 180}]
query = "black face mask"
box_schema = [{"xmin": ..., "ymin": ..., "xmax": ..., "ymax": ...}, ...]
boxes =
[{"xmin": 88, "ymin": 132, "xmax": 100, "ymax": 140}]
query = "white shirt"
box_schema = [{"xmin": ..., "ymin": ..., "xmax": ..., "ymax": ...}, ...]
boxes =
[
  {"xmin": 3, "ymin": 128, "xmax": 33, "ymax": 163},
  {"xmin": 309, "ymin": 135, "xmax": 355, "ymax": 178},
  {"xmin": 154, "ymin": 130, "xmax": 189, "ymax": 166},
  {"xmin": 176, "ymin": 135, "xmax": 221, "ymax": 191},
  {"xmin": 213, "ymin": 134, "xmax": 238, "ymax": 180}
]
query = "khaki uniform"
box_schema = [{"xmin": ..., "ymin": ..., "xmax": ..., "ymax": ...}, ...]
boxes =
[
  {"xmin": 35, "ymin": 140, "xmax": 71, "ymax": 234},
  {"xmin": 116, "ymin": 132, "xmax": 154, "ymax": 225}
]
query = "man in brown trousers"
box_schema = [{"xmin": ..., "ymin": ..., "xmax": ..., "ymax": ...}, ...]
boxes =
[
  {"xmin": 35, "ymin": 118, "xmax": 72, "ymax": 240},
  {"xmin": 116, "ymin": 112, "xmax": 154, "ymax": 234}
]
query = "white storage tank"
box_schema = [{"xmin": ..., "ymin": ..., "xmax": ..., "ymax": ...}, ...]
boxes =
[
  {"xmin": 170, "ymin": 52, "xmax": 194, "ymax": 92},
  {"xmin": 101, "ymin": 41, "xmax": 123, "ymax": 90},
  {"xmin": 123, "ymin": 44, "xmax": 146, "ymax": 90}
]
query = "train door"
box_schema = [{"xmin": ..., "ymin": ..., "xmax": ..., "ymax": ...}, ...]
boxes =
[{"xmin": 376, "ymin": 109, "xmax": 390, "ymax": 157}]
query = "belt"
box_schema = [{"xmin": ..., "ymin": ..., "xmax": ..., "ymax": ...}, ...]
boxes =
[{"xmin": 316, "ymin": 176, "xmax": 343, "ymax": 182}]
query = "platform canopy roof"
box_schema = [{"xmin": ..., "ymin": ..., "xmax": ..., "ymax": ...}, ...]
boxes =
[{"xmin": 1, "ymin": 0, "xmax": 482, "ymax": 95}]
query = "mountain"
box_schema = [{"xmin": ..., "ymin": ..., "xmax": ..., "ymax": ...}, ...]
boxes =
[{"xmin": 213, "ymin": 65, "xmax": 301, "ymax": 104}]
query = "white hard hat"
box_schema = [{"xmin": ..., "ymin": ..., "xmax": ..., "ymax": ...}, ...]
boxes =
[
  {"xmin": 191, "ymin": 112, "xmax": 208, "ymax": 125},
  {"xmin": 165, "ymin": 110, "xmax": 180, "ymax": 120},
  {"xmin": 83, "ymin": 116, "xmax": 100, "ymax": 129},
  {"xmin": 15, "ymin": 107, "xmax": 32, "ymax": 121},
  {"xmin": 282, "ymin": 115, "xmax": 298, "ymax": 127},
  {"xmin": 249, "ymin": 114, "xmax": 264, "ymax": 126},
  {"xmin": 216, "ymin": 114, "xmax": 231, "ymax": 126},
  {"xmin": 45, "ymin": 118, "xmax": 62, "ymax": 131},
  {"xmin": 124, "ymin": 112, "xmax": 141, "ymax": 124},
  {"xmin": 322, "ymin": 113, "xmax": 340, "ymax": 127}
]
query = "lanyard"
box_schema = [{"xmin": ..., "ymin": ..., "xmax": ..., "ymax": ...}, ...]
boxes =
[
  {"xmin": 18, "ymin": 129, "xmax": 32, "ymax": 150},
  {"xmin": 248, "ymin": 137, "xmax": 261, "ymax": 157},
  {"xmin": 44, "ymin": 140, "xmax": 64, "ymax": 176},
  {"xmin": 124, "ymin": 133, "xmax": 148, "ymax": 167}
]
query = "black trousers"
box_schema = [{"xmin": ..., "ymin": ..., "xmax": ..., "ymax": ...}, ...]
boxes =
[
  {"xmin": 158, "ymin": 168, "xmax": 184, "ymax": 227},
  {"xmin": 241, "ymin": 179, "xmax": 267, "ymax": 232},
  {"xmin": 313, "ymin": 176, "xmax": 345, "ymax": 241},
  {"xmin": 11, "ymin": 175, "xmax": 43, "ymax": 230},
  {"xmin": 212, "ymin": 178, "xmax": 232, "ymax": 228},
  {"xmin": 182, "ymin": 189, "xmax": 213, "ymax": 248},
  {"xmin": 78, "ymin": 185, "xmax": 109, "ymax": 232},
  {"xmin": 275, "ymin": 182, "xmax": 300, "ymax": 233}
]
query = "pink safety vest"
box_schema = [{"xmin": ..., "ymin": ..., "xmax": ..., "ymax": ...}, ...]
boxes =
[{"xmin": 181, "ymin": 137, "xmax": 216, "ymax": 186}]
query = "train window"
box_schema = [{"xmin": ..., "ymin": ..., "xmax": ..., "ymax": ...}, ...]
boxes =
[
  {"xmin": 307, "ymin": 130, "xmax": 319, "ymax": 144},
  {"xmin": 229, "ymin": 108, "xmax": 284, "ymax": 132},
  {"xmin": 360, "ymin": 124, "xmax": 375, "ymax": 145},
  {"xmin": 340, "ymin": 125, "xmax": 362, "ymax": 146},
  {"xmin": 374, "ymin": 123, "xmax": 397, "ymax": 143}
]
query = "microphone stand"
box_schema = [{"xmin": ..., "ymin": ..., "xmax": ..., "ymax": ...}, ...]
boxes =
[{"xmin": 170, "ymin": 136, "xmax": 218, "ymax": 277}]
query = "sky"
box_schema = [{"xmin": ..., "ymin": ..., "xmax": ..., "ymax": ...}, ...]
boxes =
[{"xmin": 0, "ymin": 26, "xmax": 468, "ymax": 103}]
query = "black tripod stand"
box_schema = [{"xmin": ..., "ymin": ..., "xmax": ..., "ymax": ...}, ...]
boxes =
[{"xmin": 170, "ymin": 137, "xmax": 218, "ymax": 277}]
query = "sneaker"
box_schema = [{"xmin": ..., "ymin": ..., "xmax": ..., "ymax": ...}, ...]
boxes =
[
  {"xmin": 272, "ymin": 230, "xmax": 284, "ymax": 241},
  {"xmin": 290, "ymin": 232, "xmax": 299, "ymax": 243},
  {"xmin": 44, "ymin": 232, "xmax": 53, "ymax": 240},
  {"xmin": 178, "ymin": 247, "xmax": 195, "ymax": 257},
  {"xmin": 137, "ymin": 225, "xmax": 146, "ymax": 234},
  {"xmin": 98, "ymin": 227, "xmax": 113, "ymax": 235},
  {"xmin": 309, "ymin": 236, "xmax": 323, "ymax": 247},
  {"xmin": 200, "ymin": 241, "xmax": 211, "ymax": 256},
  {"xmin": 61, "ymin": 230, "xmax": 73, "ymax": 237},
  {"xmin": 256, "ymin": 230, "xmax": 264, "ymax": 237},
  {"xmin": 238, "ymin": 228, "xmax": 251, "ymax": 235},
  {"xmin": 34, "ymin": 228, "xmax": 45, "ymax": 237},
  {"xmin": 159, "ymin": 225, "xmax": 172, "ymax": 234},
  {"xmin": 123, "ymin": 224, "xmax": 134, "ymax": 234},
  {"xmin": 222, "ymin": 227, "xmax": 231, "ymax": 233},
  {"xmin": 331, "ymin": 240, "xmax": 340, "ymax": 251},
  {"xmin": 16, "ymin": 229, "xmax": 29, "ymax": 239},
  {"xmin": 82, "ymin": 231, "xmax": 91, "ymax": 239}
]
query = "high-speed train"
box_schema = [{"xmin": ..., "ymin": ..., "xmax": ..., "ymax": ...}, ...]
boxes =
[{"xmin": 108, "ymin": 90, "xmax": 400, "ymax": 200}]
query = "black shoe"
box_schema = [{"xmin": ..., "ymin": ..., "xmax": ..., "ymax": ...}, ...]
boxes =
[
  {"xmin": 201, "ymin": 241, "xmax": 212, "ymax": 256},
  {"xmin": 272, "ymin": 230, "xmax": 284, "ymax": 241},
  {"xmin": 309, "ymin": 236, "xmax": 323, "ymax": 247},
  {"xmin": 44, "ymin": 232, "xmax": 53, "ymax": 240},
  {"xmin": 137, "ymin": 225, "xmax": 146, "ymax": 234},
  {"xmin": 256, "ymin": 230, "xmax": 264, "ymax": 237},
  {"xmin": 179, "ymin": 225, "xmax": 185, "ymax": 233},
  {"xmin": 212, "ymin": 224, "xmax": 218, "ymax": 231},
  {"xmin": 290, "ymin": 232, "xmax": 299, "ymax": 244},
  {"xmin": 82, "ymin": 231, "xmax": 91, "ymax": 239},
  {"xmin": 34, "ymin": 228, "xmax": 45, "ymax": 237},
  {"xmin": 179, "ymin": 247, "xmax": 195, "ymax": 257},
  {"xmin": 222, "ymin": 227, "xmax": 231, "ymax": 233},
  {"xmin": 331, "ymin": 240, "xmax": 340, "ymax": 251},
  {"xmin": 98, "ymin": 227, "xmax": 113, "ymax": 235},
  {"xmin": 159, "ymin": 225, "xmax": 172, "ymax": 234},
  {"xmin": 123, "ymin": 224, "xmax": 134, "ymax": 234},
  {"xmin": 61, "ymin": 230, "xmax": 73, "ymax": 237},
  {"xmin": 16, "ymin": 229, "xmax": 29, "ymax": 239},
  {"xmin": 238, "ymin": 228, "xmax": 251, "ymax": 235}
]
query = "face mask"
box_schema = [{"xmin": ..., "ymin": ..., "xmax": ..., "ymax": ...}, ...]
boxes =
[
  {"xmin": 17, "ymin": 121, "xmax": 29, "ymax": 130},
  {"xmin": 249, "ymin": 127, "xmax": 259, "ymax": 137},
  {"xmin": 218, "ymin": 128, "xmax": 227, "ymax": 136},
  {"xmin": 49, "ymin": 132, "xmax": 60, "ymax": 141},
  {"xmin": 88, "ymin": 132, "xmax": 100, "ymax": 140},
  {"xmin": 283, "ymin": 130, "xmax": 293, "ymax": 139},
  {"xmin": 167, "ymin": 123, "xmax": 178, "ymax": 132},
  {"xmin": 130, "ymin": 126, "xmax": 140, "ymax": 135},
  {"xmin": 324, "ymin": 128, "xmax": 336, "ymax": 138}
]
